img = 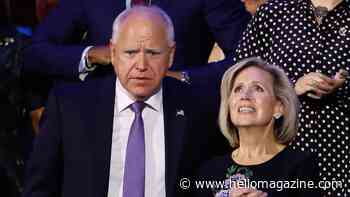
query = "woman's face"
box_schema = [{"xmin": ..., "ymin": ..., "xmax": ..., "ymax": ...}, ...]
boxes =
[{"xmin": 229, "ymin": 66, "xmax": 282, "ymax": 128}]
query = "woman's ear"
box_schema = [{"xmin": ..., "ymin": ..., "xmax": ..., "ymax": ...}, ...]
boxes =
[{"xmin": 273, "ymin": 100, "xmax": 284, "ymax": 119}]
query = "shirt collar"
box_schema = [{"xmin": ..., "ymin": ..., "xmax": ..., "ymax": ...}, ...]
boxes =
[{"xmin": 116, "ymin": 78, "xmax": 162, "ymax": 113}]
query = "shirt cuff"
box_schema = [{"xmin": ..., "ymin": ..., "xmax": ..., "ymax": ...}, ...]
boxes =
[{"xmin": 79, "ymin": 46, "xmax": 96, "ymax": 81}]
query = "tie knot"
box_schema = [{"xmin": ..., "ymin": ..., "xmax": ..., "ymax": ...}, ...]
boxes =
[{"xmin": 130, "ymin": 101, "xmax": 145, "ymax": 115}]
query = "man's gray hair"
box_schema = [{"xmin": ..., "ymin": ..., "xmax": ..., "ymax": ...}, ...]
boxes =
[
  {"xmin": 111, "ymin": 6, "xmax": 175, "ymax": 45},
  {"xmin": 219, "ymin": 57, "xmax": 300, "ymax": 148}
]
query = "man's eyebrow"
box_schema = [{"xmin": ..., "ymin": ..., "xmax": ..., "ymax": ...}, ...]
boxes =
[
  {"xmin": 123, "ymin": 49, "xmax": 140, "ymax": 52},
  {"xmin": 145, "ymin": 48, "xmax": 162, "ymax": 53}
]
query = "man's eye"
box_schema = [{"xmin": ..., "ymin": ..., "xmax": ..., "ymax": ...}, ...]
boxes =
[
  {"xmin": 147, "ymin": 51, "xmax": 161, "ymax": 56},
  {"xmin": 125, "ymin": 51, "xmax": 137, "ymax": 56}
]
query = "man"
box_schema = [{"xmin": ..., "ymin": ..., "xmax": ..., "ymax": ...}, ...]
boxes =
[
  {"xmin": 23, "ymin": 6, "xmax": 229, "ymax": 197},
  {"xmin": 23, "ymin": 0, "xmax": 250, "ymax": 82}
]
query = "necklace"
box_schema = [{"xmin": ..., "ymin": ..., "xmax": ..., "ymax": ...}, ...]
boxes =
[{"xmin": 313, "ymin": 5, "xmax": 329, "ymax": 25}]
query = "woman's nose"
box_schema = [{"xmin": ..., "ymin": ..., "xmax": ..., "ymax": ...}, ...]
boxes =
[{"xmin": 240, "ymin": 89, "xmax": 252, "ymax": 100}]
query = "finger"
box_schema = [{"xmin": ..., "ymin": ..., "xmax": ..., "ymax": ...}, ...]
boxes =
[
  {"xmin": 314, "ymin": 73, "xmax": 334, "ymax": 85},
  {"xmin": 313, "ymin": 77, "xmax": 346, "ymax": 94},
  {"xmin": 334, "ymin": 69, "xmax": 349, "ymax": 80},
  {"xmin": 307, "ymin": 92, "xmax": 321, "ymax": 99},
  {"xmin": 333, "ymin": 78, "xmax": 346, "ymax": 89},
  {"xmin": 305, "ymin": 72, "xmax": 333, "ymax": 86},
  {"xmin": 314, "ymin": 80, "xmax": 334, "ymax": 93},
  {"xmin": 307, "ymin": 79, "xmax": 332, "ymax": 94},
  {"xmin": 309, "ymin": 85, "xmax": 328, "ymax": 95}
]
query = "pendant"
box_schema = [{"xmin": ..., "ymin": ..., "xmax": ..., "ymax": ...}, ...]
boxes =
[{"xmin": 339, "ymin": 26, "xmax": 348, "ymax": 36}]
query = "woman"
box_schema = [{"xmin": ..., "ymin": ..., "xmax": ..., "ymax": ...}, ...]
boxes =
[
  {"xmin": 194, "ymin": 58, "xmax": 320, "ymax": 197},
  {"xmin": 234, "ymin": 0, "xmax": 349, "ymax": 196}
]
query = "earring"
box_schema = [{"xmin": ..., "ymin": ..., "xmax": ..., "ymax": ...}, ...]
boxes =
[{"xmin": 273, "ymin": 113, "xmax": 282, "ymax": 120}]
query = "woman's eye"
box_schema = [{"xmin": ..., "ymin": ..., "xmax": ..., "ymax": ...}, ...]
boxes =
[
  {"xmin": 254, "ymin": 85, "xmax": 264, "ymax": 92},
  {"xmin": 233, "ymin": 86, "xmax": 242, "ymax": 93}
]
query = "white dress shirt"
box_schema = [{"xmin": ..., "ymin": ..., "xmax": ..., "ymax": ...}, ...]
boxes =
[
  {"xmin": 78, "ymin": 46, "xmax": 95, "ymax": 81},
  {"xmin": 107, "ymin": 79, "xmax": 166, "ymax": 197}
]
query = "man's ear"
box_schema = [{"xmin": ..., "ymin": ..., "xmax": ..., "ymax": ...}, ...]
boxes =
[
  {"xmin": 110, "ymin": 39, "xmax": 116, "ymax": 65},
  {"xmin": 168, "ymin": 42, "xmax": 176, "ymax": 69}
]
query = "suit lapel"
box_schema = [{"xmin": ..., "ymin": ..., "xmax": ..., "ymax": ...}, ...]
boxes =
[
  {"xmin": 162, "ymin": 79, "xmax": 188, "ymax": 197},
  {"xmin": 88, "ymin": 74, "xmax": 116, "ymax": 197},
  {"xmin": 86, "ymin": 76, "xmax": 187, "ymax": 197}
]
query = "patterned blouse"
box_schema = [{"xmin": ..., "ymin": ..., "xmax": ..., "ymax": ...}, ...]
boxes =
[{"xmin": 234, "ymin": 0, "xmax": 350, "ymax": 196}]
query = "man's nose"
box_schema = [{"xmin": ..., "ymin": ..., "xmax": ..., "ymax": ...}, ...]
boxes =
[{"xmin": 136, "ymin": 52, "xmax": 148, "ymax": 71}]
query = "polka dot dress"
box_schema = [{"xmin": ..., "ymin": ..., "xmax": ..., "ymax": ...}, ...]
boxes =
[{"xmin": 235, "ymin": 0, "xmax": 350, "ymax": 196}]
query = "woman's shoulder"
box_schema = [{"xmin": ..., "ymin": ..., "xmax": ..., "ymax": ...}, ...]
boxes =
[
  {"xmin": 276, "ymin": 146, "xmax": 319, "ymax": 175},
  {"xmin": 196, "ymin": 154, "xmax": 233, "ymax": 179}
]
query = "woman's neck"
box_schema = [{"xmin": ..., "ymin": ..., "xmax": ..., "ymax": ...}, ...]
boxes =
[
  {"xmin": 311, "ymin": 0, "xmax": 343, "ymax": 10},
  {"xmin": 232, "ymin": 127, "xmax": 286, "ymax": 165}
]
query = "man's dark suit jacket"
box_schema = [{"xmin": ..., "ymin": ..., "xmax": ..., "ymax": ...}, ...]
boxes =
[
  {"xmin": 24, "ymin": 0, "xmax": 250, "ymax": 80},
  {"xmin": 22, "ymin": 76, "xmax": 230, "ymax": 197}
]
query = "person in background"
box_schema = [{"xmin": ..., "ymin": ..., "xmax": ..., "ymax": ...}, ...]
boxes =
[
  {"xmin": 207, "ymin": 0, "xmax": 265, "ymax": 64},
  {"xmin": 22, "ymin": 6, "xmax": 229, "ymax": 197},
  {"xmin": 194, "ymin": 57, "xmax": 320, "ymax": 197},
  {"xmin": 234, "ymin": 0, "xmax": 349, "ymax": 195},
  {"xmin": 0, "ymin": 1, "xmax": 37, "ymax": 196},
  {"xmin": 23, "ymin": 0, "xmax": 250, "ymax": 84},
  {"xmin": 0, "ymin": 0, "xmax": 60, "ymax": 195},
  {"xmin": 29, "ymin": 0, "xmax": 58, "ymax": 134}
]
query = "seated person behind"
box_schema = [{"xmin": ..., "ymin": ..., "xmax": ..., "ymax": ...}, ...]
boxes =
[{"xmin": 194, "ymin": 57, "xmax": 320, "ymax": 197}]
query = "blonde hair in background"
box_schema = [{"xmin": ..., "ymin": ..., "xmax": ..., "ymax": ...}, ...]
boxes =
[{"xmin": 219, "ymin": 57, "xmax": 299, "ymax": 148}]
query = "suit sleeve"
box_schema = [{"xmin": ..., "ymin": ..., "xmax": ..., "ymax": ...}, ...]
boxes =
[
  {"xmin": 23, "ymin": 0, "xmax": 87, "ymax": 79},
  {"xmin": 204, "ymin": 0, "xmax": 250, "ymax": 56},
  {"xmin": 22, "ymin": 86, "xmax": 63, "ymax": 197},
  {"xmin": 186, "ymin": 0, "xmax": 250, "ymax": 85}
]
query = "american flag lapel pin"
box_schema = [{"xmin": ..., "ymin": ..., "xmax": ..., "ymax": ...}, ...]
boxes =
[{"xmin": 176, "ymin": 109, "xmax": 185, "ymax": 117}]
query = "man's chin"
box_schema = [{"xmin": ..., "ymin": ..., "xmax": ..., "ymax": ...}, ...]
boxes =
[
  {"xmin": 125, "ymin": 82, "xmax": 161, "ymax": 100},
  {"xmin": 129, "ymin": 89, "xmax": 155, "ymax": 101}
]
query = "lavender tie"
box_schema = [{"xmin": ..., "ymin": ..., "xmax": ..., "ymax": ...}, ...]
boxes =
[{"xmin": 123, "ymin": 101, "xmax": 146, "ymax": 197}]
